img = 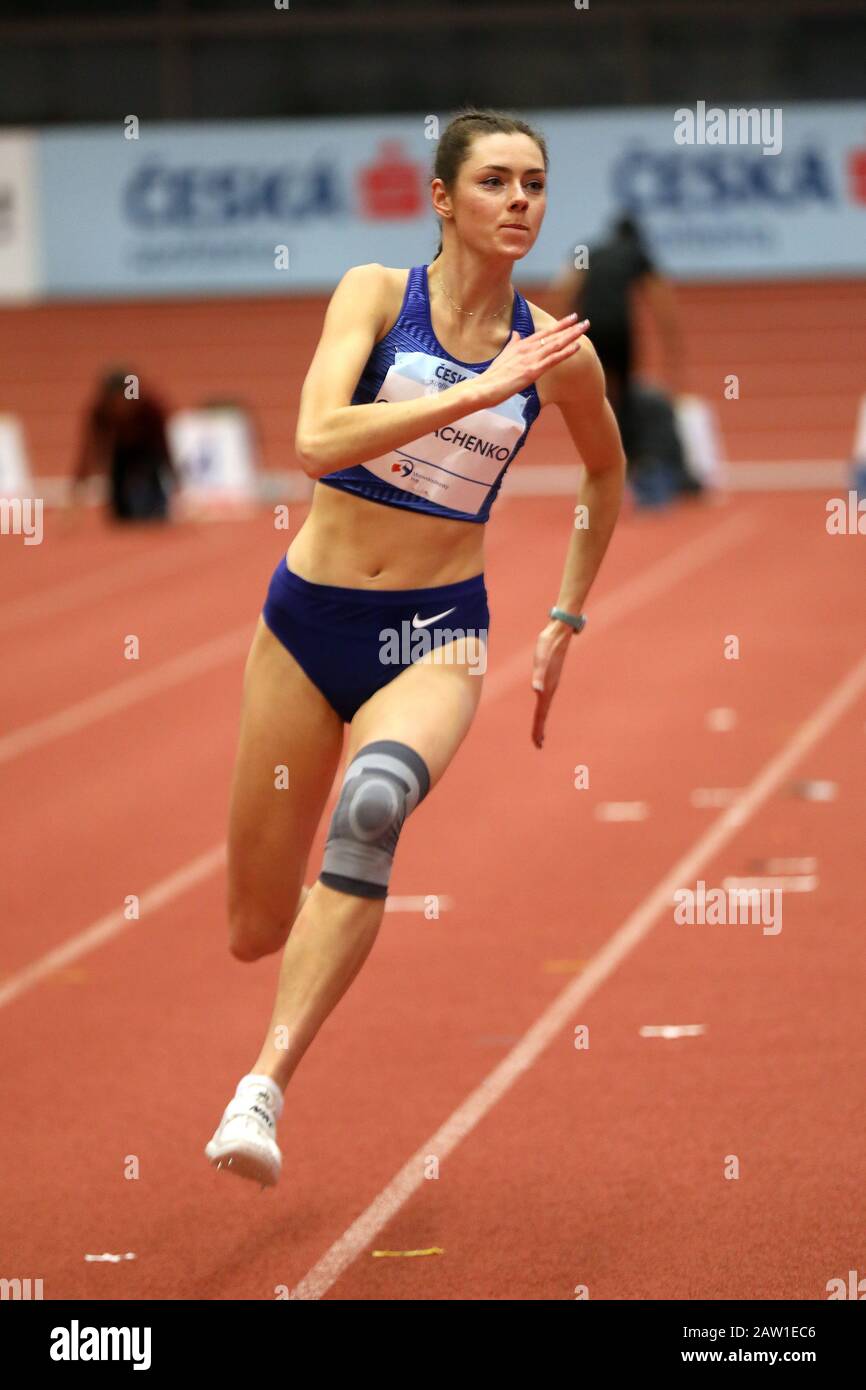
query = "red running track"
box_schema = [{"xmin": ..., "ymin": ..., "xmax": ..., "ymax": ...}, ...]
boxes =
[{"xmin": 0, "ymin": 487, "xmax": 864, "ymax": 1300}]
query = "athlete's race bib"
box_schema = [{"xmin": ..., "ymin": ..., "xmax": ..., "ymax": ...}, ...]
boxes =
[{"xmin": 361, "ymin": 352, "xmax": 527, "ymax": 514}]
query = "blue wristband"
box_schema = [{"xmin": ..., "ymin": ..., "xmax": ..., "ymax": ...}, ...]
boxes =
[{"xmin": 550, "ymin": 607, "xmax": 587, "ymax": 634}]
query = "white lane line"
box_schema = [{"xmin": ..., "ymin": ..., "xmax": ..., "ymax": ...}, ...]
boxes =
[
  {"xmin": 482, "ymin": 513, "xmax": 756, "ymax": 701},
  {"xmin": 789, "ymin": 779, "xmax": 837, "ymax": 801},
  {"xmin": 1, "ymin": 514, "xmax": 752, "ymax": 770},
  {"xmin": 0, "ymin": 844, "xmax": 226, "ymax": 1012},
  {"xmin": 706, "ymin": 707, "xmax": 737, "ymax": 732},
  {"xmin": 595, "ymin": 801, "xmax": 649, "ymax": 822},
  {"xmin": 0, "ymin": 517, "xmax": 763, "ymax": 1010},
  {"xmin": 287, "ymin": 648, "xmax": 866, "ymax": 1300},
  {"xmin": 721, "ymin": 875, "xmax": 818, "ymax": 893},
  {"xmin": 0, "ymin": 530, "xmax": 243, "ymax": 634},
  {"xmin": 0, "ymin": 626, "xmax": 251, "ymax": 767},
  {"xmin": 639, "ymin": 1025, "xmax": 705, "ymax": 1039}
]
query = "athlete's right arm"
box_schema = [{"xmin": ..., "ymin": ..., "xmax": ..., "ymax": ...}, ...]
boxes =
[{"xmin": 294, "ymin": 263, "xmax": 587, "ymax": 478}]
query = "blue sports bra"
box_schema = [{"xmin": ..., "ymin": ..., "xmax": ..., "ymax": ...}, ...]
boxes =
[{"xmin": 316, "ymin": 263, "xmax": 541, "ymax": 524}]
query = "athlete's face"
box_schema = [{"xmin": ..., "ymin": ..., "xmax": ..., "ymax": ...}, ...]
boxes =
[{"xmin": 449, "ymin": 132, "xmax": 547, "ymax": 258}]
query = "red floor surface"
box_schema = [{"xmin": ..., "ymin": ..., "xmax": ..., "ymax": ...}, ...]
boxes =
[
  {"xmin": 0, "ymin": 486, "xmax": 864, "ymax": 1300},
  {"xmin": 3, "ymin": 278, "xmax": 865, "ymax": 475}
]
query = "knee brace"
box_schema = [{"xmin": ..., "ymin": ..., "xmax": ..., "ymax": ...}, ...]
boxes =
[{"xmin": 319, "ymin": 739, "xmax": 431, "ymax": 900}]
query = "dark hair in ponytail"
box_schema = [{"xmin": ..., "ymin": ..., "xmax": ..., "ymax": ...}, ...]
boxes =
[{"xmin": 430, "ymin": 106, "xmax": 549, "ymax": 259}]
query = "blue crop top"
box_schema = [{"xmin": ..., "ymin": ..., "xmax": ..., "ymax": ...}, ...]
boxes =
[{"xmin": 316, "ymin": 263, "xmax": 542, "ymax": 523}]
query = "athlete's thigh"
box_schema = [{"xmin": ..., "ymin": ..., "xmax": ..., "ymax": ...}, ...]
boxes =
[
  {"xmin": 346, "ymin": 637, "xmax": 485, "ymax": 788},
  {"xmin": 227, "ymin": 616, "xmax": 344, "ymax": 923}
]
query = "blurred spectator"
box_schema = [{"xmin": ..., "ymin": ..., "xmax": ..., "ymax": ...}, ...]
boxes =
[
  {"xmin": 551, "ymin": 214, "xmax": 684, "ymax": 413},
  {"xmin": 72, "ymin": 369, "xmax": 177, "ymax": 522},
  {"xmin": 550, "ymin": 215, "xmax": 699, "ymax": 503}
]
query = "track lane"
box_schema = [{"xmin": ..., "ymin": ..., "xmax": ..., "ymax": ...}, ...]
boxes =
[
  {"xmin": 0, "ymin": 504, "xmax": 753, "ymax": 975},
  {"xmin": 0, "ymin": 492, "xmax": 862, "ymax": 1299},
  {"xmin": 315, "ymin": 685, "xmax": 865, "ymax": 1300}
]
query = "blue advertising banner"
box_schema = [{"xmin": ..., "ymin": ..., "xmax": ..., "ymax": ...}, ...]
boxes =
[
  {"xmin": 37, "ymin": 103, "xmax": 866, "ymax": 297},
  {"xmin": 39, "ymin": 117, "xmax": 439, "ymax": 297}
]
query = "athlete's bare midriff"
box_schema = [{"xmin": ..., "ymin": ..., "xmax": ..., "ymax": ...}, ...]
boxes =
[{"xmin": 286, "ymin": 483, "xmax": 485, "ymax": 589}]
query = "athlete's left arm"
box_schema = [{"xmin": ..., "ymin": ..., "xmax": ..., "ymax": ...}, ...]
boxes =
[{"xmin": 530, "ymin": 339, "xmax": 626, "ymax": 749}]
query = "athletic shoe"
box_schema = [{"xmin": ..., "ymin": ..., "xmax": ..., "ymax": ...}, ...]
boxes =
[{"xmin": 205, "ymin": 1079, "xmax": 282, "ymax": 1188}]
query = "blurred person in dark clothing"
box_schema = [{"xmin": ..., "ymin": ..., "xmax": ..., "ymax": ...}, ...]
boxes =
[
  {"xmin": 551, "ymin": 215, "xmax": 682, "ymax": 416},
  {"xmin": 71, "ymin": 369, "xmax": 177, "ymax": 522},
  {"xmin": 551, "ymin": 215, "xmax": 697, "ymax": 501}
]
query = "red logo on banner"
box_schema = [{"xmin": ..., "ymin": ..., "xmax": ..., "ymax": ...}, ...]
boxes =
[
  {"xmin": 848, "ymin": 148, "xmax": 866, "ymax": 203},
  {"xmin": 358, "ymin": 141, "xmax": 424, "ymax": 219}
]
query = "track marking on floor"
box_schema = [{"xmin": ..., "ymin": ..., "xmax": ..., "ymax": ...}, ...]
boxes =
[
  {"xmin": 721, "ymin": 874, "xmax": 817, "ymax": 893},
  {"xmin": 0, "ymin": 515, "xmax": 765, "ymax": 1010},
  {"xmin": 286, "ymin": 648, "xmax": 866, "ymax": 1300},
  {"xmin": 789, "ymin": 779, "xmax": 837, "ymax": 800},
  {"xmin": 0, "ymin": 501, "xmax": 507, "ymax": 762},
  {"xmin": 482, "ymin": 513, "xmax": 756, "ymax": 702},
  {"xmin": 706, "ymin": 707, "xmax": 737, "ymax": 731},
  {"xmin": 0, "ymin": 845, "xmax": 226, "ymax": 1011},
  {"xmin": 595, "ymin": 801, "xmax": 649, "ymax": 821},
  {"xmin": 371, "ymin": 1247, "xmax": 443, "ymax": 1259},
  {"xmin": 0, "ymin": 513, "xmax": 752, "ymax": 770},
  {"xmin": 640, "ymin": 1025, "xmax": 705, "ymax": 1039},
  {"xmin": 0, "ymin": 527, "xmax": 244, "ymax": 634},
  {"xmin": 0, "ymin": 628, "xmax": 251, "ymax": 767}
]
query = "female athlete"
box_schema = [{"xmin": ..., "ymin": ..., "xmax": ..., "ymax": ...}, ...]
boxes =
[{"xmin": 205, "ymin": 108, "xmax": 626, "ymax": 1187}]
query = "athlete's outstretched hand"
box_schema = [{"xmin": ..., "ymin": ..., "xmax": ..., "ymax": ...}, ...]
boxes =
[
  {"xmin": 530, "ymin": 620, "xmax": 573, "ymax": 749},
  {"xmin": 478, "ymin": 314, "xmax": 590, "ymax": 408}
]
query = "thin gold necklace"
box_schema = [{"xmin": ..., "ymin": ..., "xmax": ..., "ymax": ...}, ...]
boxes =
[{"xmin": 438, "ymin": 273, "xmax": 513, "ymax": 321}]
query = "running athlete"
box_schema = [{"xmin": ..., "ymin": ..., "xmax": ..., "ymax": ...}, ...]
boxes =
[{"xmin": 205, "ymin": 108, "xmax": 626, "ymax": 1187}]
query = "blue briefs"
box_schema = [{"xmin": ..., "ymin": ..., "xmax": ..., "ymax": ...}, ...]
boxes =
[{"xmin": 261, "ymin": 558, "xmax": 490, "ymax": 724}]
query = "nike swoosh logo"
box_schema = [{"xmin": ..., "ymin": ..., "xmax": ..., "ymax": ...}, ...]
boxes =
[{"xmin": 412, "ymin": 607, "xmax": 457, "ymax": 628}]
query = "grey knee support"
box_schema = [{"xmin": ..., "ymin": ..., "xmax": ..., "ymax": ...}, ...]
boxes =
[{"xmin": 319, "ymin": 740, "xmax": 431, "ymax": 900}]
